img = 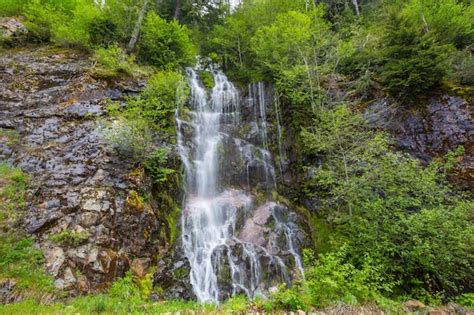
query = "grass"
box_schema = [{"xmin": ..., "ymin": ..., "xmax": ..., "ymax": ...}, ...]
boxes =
[
  {"xmin": 0, "ymin": 296, "xmax": 252, "ymax": 314},
  {"xmin": 0, "ymin": 162, "xmax": 27, "ymax": 223},
  {"xmin": 0, "ymin": 162, "xmax": 56, "ymax": 301}
]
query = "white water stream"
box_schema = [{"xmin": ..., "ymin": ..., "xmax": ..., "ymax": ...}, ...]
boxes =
[{"xmin": 176, "ymin": 68, "xmax": 303, "ymax": 303}]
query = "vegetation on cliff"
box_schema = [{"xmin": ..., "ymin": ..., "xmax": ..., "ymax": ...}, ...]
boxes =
[{"xmin": 0, "ymin": 0, "xmax": 473, "ymax": 313}]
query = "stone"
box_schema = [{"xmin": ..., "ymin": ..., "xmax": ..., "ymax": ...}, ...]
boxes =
[
  {"xmin": 83, "ymin": 199, "xmax": 103, "ymax": 212},
  {"xmin": 131, "ymin": 258, "xmax": 151, "ymax": 278},
  {"xmin": 0, "ymin": 45, "xmax": 172, "ymax": 297},
  {"xmin": 404, "ymin": 300, "xmax": 426, "ymax": 310},
  {"xmin": 78, "ymin": 212, "xmax": 101, "ymax": 227},
  {"xmin": 0, "ymin": 17, "xmax": 27, "ymax": 38},
  {"xmin": 0, "ymin": 279, "xmax": 17, "ymax": 304},
  {"xmin": 77, "ymin": 275, "xmax": 90, "ymax": 293},
  {"xmin": 44, "ymin": 247, "xmax": 65, "ymax": 277},
  {"xmin": 54, "ymin": 267, "xmax": 76, "ymax": 290}
]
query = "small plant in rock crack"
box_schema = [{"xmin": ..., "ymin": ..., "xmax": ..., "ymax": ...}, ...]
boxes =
[{"xmin": 48, "ymin": 229, "xmax": 90, "ymax": 247}]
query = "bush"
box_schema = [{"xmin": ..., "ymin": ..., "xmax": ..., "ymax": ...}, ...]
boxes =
[
  {"xmin": 301, "ymin": 106, "xmax": 474, "ymax": 300},
  {"xmin": 93, "ymin": 44, "xmax": 139, "ymax": 77},
  {"xmin": 138, "ymin": 12, "xmax": 196, "ymax": 69},
  {"xmin": 144, "ymin": 147, "xmax": 176, "ymax": 184},
  {"xmin": 89, "ymin": 16, "xmax": 119, "ymax": 47},
  {"xmin": 267, "ymin": 247, "xmax": 390, "ymax": 311},
  {"xmin": 379, "ymin": 12, "xmax": 452, "ymax": 100},
  {"xmin": 100, "ymin": 114, "xmax": 156, "ymax": 163},
  {"xmin": 124, "ymin": 71, "xmax": 188, "ymax": 132},
  {"xmin": 0, "ymin": 0, "xmax": 28, "ymax": 17},
  {"xmin": 51, "ymin": 0, "xmax": 102, "ymax": 47},
  {"xmin": 302, "ymin": 248, "xmax": 390, "ymax": 307}
]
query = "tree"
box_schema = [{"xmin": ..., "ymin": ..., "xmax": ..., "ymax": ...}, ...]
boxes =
[
  {"xmin": 138, "ymin": 11, "xmax": 195, "ymax": 69},
  {"xmin": 379, "ymin": 11, "xmax": 452, "ymax": 100}
]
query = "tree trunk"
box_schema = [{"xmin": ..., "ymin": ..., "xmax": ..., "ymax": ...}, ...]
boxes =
[
  {"xmin": 174, "ymin": 0, "xmax": 181, "ymax": 20},
  {"xmin": 351, "ymin": 0, "xmax": 360, "ymax": 15},
  {"xmin": 127, "ymin": 0, "xmax": 149, "ymax": 54}
]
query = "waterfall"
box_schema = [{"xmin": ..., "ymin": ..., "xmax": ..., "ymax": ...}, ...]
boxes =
[
  {"xmin": 274, "ymin": 91, "xmax": 285, "ymax": 178},
  {"xmin": 177, "ymin": 68, "xmax": 303, "ymax": 303}
]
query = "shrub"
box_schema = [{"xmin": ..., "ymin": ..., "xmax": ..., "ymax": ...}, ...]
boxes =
[
  {"xmin": 301, "ymin": 106, "xmax": 474, "ymax": 300},
  {"xmin": 302, "ymin": 248, "xmax": 391, "ymax": 307},
  {"xmin": 89, "ymin": 16, "xmax": 119, "ymax": 47},
  {"xmin": 93, "ymin": 44, "xmax": 139, "ymax": 77},
  {"xmin": 138, "ymin": 11, "xmax": 196, "ymax": 69},
  {"xmin": 51, "ymin": 0, "xmax": 102, "ymax": 47},
  {"xmin": 0, "ymin": 0, "xmax": 28, "ymax": 17},
  {"xmin": 144, "ymin": 147, "xmax": 176, "ymax": 184},
  {"xmin": 455, "ymin": 293, "xmax": 474, "ymax": 308},
  {"xmin": 124, "ymin": 71, "xmax": 188, "ymax": 132},
  {"xmin": 266, "ymin": 247, "xmax": 390, "ymax": 311},
  {"xmin": 100, "ymin": 115, "xmax": 156, "ymax": 163}
]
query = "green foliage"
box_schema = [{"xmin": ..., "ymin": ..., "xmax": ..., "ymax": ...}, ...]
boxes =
[
  {"xmin": 126, "ymin": 70, "xmax": 189, "ymax": 132},
  {"xmin": 0, "ymin": 273, "xmax": 251, "ymax": 313},
  {"xmin": 48, "ymin": 229, "xmax": 89, "ymax": 247},
  {"xmin": 22, "ymin": 0, "xmax": 102, "ymax": 46},
  {"xmin": 401, "ymin": 0, "xmax": 474, "ymax": 48},
  {"xmin": 267, "ymin": 247, "xmax": 390, "ymax": 311},
  {"xmin": 93, "ymin": 44, "xmax": 139, "ymax": 78},
  {"xmin": 455, "ymin": 293, "xmax": 474, "ymax": 308},
  {"xmin": 52, "ymin": 0, "xmax": 102, "ymax": 47},
  {"xmin": 0, "ymin": 162, "xmax": 27, "ymax": 223},
  {"xmin": 0, "ymin": 237, "xmax": 55, "ymax": 293},
  {"xmin": 138, "ymin": 12, "xmax": 196, "ymax": 69},
  {"xmin": 101, "ymin": 113, "xmax": 156, "ymax": 163},
  {"xmin": 206, "ymin": 0, "xmax": 308, "ymax": 81},
  {"xmin": 102, "ymin": 70, "xmax": 187, "ymax": 162},
  {"xmin": 379, "ymin": 12, "xmax": 452, "ymax": 100},
  {"xmin": 0, "ymin": 0, "xmax": 28, "ymax": 16},
  {"xmin": 199, "ymin": 70, "xmax": 214, "ymax": 89},
  {"xmin": 144, "ymin": 147, "xmax": 176, "ymax": 184},
  {"xmin": 301, "ymin": 106, "xmax": 474, "ymax": 300},
  {"xmin": 89, "ymin": 16, "xmax": 120, "ymax": 47}
]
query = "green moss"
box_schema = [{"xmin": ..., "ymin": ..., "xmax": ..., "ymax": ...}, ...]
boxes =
[{"xmin": 48, "ymin": 229, "xmax": 89, "ymax": 247}]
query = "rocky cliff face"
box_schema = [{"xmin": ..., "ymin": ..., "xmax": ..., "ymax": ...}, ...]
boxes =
[
  {"xmin": 0, "ymin": 46, "xmax": 177, "ymax": 295},
  {"xmin": 365, "ymin": 95, "xmax": 474, "ymax": 191}
]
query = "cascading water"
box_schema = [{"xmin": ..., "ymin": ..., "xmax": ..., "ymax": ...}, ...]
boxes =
[{"xmin": 176, "ymin": 67, "xmax": 303, "ymax": 303}]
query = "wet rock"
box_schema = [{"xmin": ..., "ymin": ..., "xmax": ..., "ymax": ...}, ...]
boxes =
[
  {"xmin": 154, "ymin": 247, "xmax": 195, "ymax": 301},
  {"xmin": 239, "ymin": 202, "xmax": 273, "ymax": 247}
]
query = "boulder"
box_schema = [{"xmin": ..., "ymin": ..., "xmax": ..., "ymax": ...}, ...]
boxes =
[{"xmin": 0, "ymin": 17, "xmax": 27, "ymax": 42}]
